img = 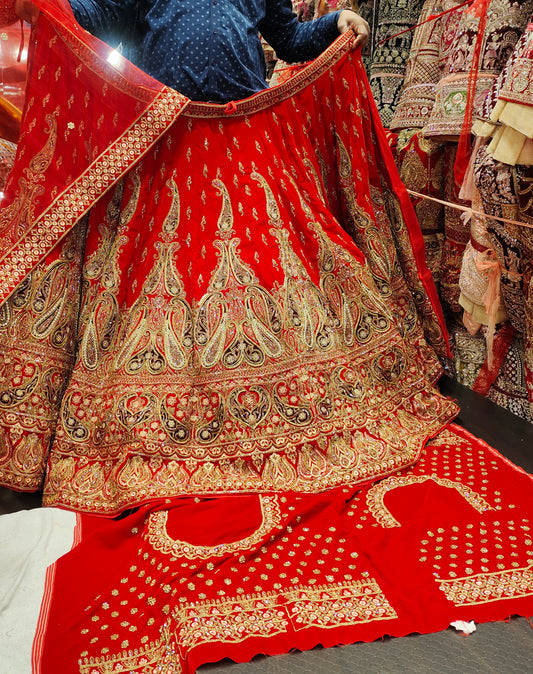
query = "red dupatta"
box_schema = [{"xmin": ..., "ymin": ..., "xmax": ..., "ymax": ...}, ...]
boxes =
[{"xmin": 0, "ymin": 0, "xmax": 189, "ymax": 303}]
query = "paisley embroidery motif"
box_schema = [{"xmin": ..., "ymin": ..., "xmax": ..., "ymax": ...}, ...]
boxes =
[{"xmin": 0, "ymin": 39, "xmax": 456, "ymax": 512}]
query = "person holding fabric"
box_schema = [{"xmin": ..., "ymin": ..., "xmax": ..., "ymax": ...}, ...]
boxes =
[
  {"xmin": 0, "ymin": 0, "xmax": 456, "ymax": 515},
  {"xmin": 15, "ymin": 0, "xmax": 370, "ymax": 102}
]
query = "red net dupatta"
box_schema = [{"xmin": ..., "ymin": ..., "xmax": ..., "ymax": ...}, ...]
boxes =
[{"xmin": 0, "ymin": 0, "xmax": 189, "ymax": 303}]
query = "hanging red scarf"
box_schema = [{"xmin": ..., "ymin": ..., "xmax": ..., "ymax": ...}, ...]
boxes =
[{"xmin": 454, "ymin": 0, "xmax": 490, "ymax": 188}]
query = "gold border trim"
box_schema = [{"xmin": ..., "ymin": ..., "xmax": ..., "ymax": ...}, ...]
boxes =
[
  {"xmin": 437, "ymin": 564, "xmax": 533, "ymax": 606},
  {"xmin": 176, "ymin": 580, "xmax": 397, "ymax": 650},
  {"xmin": 184, "ymin": 30, "xmax": 357, "ymax": 118},
  {"xmin": 145, "ymin": 495, "xmax": 281, "ymax": 559},
  {"xmin": 0, "ymin": 88, "xmax": 189, "ymax": 303},
  {"xmin": 366, "ymin": 474, "xmax": 494, "ymax": 528}
]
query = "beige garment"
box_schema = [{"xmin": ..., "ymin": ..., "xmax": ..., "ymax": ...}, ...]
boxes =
[
  {"xmin": 474, "ymin": 19, "xmax": 533, "ymax": 164},
  {"xmin": 0, "ymin": 508, "xmax": 77, "ymax": 674}
]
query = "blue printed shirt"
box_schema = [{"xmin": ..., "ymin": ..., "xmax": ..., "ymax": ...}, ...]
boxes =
[{"xmin": 69, "ymin": 0, "xmax": 341, "ymax": 102}]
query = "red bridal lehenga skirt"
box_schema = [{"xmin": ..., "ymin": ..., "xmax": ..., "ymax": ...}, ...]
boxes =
[
  {"xmin": 1, "ymin": 8, "xmax": 533, "ymax": 673},
  {"xmin": 0, "ymin": 7, "xmax": 456, "ymax": 515}
]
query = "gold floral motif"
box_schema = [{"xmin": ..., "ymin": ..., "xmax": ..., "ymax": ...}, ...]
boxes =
[
  {"xmin": 175, "ymin": 594, "xmax": 287, "ymax": 649},
  {"xmin": 437, "ymin": 564, "xmax": 533, "ymax": 606},
  {"xmin": 175, "ymin": 580, "xmax": 395, "ymax": 650},
  {"xmin": 366, "ymin": 474, "xmax": 494, "ymax": 528},
  {"xmin": 194, "ymin": 177, "xmax": 283, "ymax": 370},
  {"xmin": 79, "ymin": 626, "xmax": 180, "ymax": 674},
  {"xmin": 145, "ymin": 496, "xmax": 282, "ymax": 559},
  {"xmin": 286, "ymin": 580, "xmax": 397, "ymax": 629}
]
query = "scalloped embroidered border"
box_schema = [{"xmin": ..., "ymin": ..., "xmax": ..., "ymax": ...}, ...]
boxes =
[
  {"xmin": 366, "ymin": 474, "xmax": 494, "ymax": 528},
  {"xmin": 145, "ymin": 495, "xmax": 282, "ymax": 559}
]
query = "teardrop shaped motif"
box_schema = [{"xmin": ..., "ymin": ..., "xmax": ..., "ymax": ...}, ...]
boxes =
[{"xmin": 262, "ymin": 453, "xmax": 297, "ymax": 488}]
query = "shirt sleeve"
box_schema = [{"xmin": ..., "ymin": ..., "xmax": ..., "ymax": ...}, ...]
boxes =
[
  {"xmin": 69, "ymin": 0, "xmax": 137, "ymax": 36},
  {"xmin": 258, "ymin": 0, "xmax": 341, "ymax": 63}
]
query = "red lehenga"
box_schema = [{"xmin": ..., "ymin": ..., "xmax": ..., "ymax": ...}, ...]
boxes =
[
  {"xmin": 35, "ymin": 426, "xmax": 533, "ymax": 673},
  {"xmin": 0, "ymin": 0, "xmax": 457, "ymax": 515}
]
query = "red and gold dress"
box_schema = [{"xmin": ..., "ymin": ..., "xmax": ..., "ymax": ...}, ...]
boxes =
[{"xmin": 0, "ymin": 0, "xmax": 456, "ymax": 515}]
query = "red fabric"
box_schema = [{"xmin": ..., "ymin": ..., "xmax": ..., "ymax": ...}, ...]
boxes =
[
  {"xmin": 36, "ymin": 423, "xmax": 533, "ymax": 672},
  {"xmin": 0, "ymin": 18, "xmax": 456, "ymax": 514},
  {"xmin": 0, "ymin": 0, "xmax": 188, "ymax": 303},
  {"xmin": 0, "ymin": 2, "xmax": 448, "ymax": 349},
  {"xmin": 473, "ymin": 322, "xmax": 517, "ymax": 395},
  {"xmin": 0, "ymin": 0, "xmax": 18, "ymax": 26}
]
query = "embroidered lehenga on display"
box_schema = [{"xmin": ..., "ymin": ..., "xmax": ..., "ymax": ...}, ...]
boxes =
[
  {"xmin": 368, "ymin": 0, "xmax": 424, "ymax": 127},
  {"xmin": 390, "ymin": 0, "xmax": 533, "ymax": 314},
  {"xmin": 463, "ymin": 17, "xmax": 533, "ymax": 419},
  {"xmin": 1, "ymin": 4, "xmax": 533, "ymax": 673},
  {"xmin": 0, "ymin": 1, "xmax": 457, "ymax": 515},
  {"xmin": 35, "ymin": 425, "xmax": 533, "ymax": 673}
]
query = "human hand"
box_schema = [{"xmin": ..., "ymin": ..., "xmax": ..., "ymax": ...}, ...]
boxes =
[
  {"xmin": 337, "ymin": 10, "xmax": 370, "ymax": 49},
  {"xmin": 15, "ymin": 0, "xmax": 40, "ymax": 26}
]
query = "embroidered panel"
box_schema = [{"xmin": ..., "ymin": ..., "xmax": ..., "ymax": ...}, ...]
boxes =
[
  {"xmin": 437, "ymin": 565, "xmax": 533, "ymax": 606},
  {"xmin": 423, "ymin": 0, "xmax": 533, "ymax": 139},
  {"xmin": 39, "ymin": 425, "xmax": 533, "ymax": 672},
  {"xmin": 368, "ymin": 0, "xmax": 425, "ymax": 127},
  {"xmin": 390, "ymin": 0, "xmax": 451, "ymax": 130},
  {"xmin": 0, "ymin": 35, "xmax": 456, "ymax": 513}
]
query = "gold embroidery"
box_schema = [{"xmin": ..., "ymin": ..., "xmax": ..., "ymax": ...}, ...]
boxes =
[
  {"xmin": 366, "ymin": 474, "xmax": 494, "ymax": 528},
  {"xmin": 1, "ymin": 27, "xmax": 458, "ymax": 512},
  {"xmin": 285, "ymin": 580, "xmax": 397, "ymax": 630},
  {"xmin": 0, "ymin": 223, "xmax": 87, "ymax": 490},
  {"xmin": 79, "ymin": 624, "xmax": 179, "ymax": 674},
  {"xmin": 437, "ymin": 564, "xmax": 533, "ymax": 606},
  {"xmin": 0, "ymin": 90, "xmax": 188, "ymax": 303},
  {"xmin": 145, "ymin": 496, "xmax": 282, "ymax": 559},
  {"xmin": 175, "ymin": 580, "xmax": 395, "ymax": 650},
  {"xmin": 0, "ymin": 112, "xmax": 58, "ymax": 241}
]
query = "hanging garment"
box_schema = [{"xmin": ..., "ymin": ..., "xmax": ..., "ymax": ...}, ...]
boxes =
[
  {"xmin": 475, "ymin": 19, "xmax": 533, "ymax": 164},
  {"xmin": 368, "ymin": 0, "xmax": 424, "ymax": 128},
  {"xmin": 423, "ymin": 0, "xmax": 533, "ymax": 140},
  {"xmin": 389, "ymin": 0, "xmax": 454, "ymax": 132},
  {"xmin": 0, "ymin": 1, "xmax": 456, "ymax": 515},
  {"xmin": 393, "ymin": 129, "xmax": 446, "ymax": 283},
  {"xmin": 460, "ymin": 18, "xmax": 533, "ymax": 418},
  {"xmin": 421, "ymin": 0, "xmax": 532, "ymax": 311}
]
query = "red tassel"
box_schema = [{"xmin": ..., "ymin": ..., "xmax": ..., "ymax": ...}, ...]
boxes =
[{"xmin": 16, "ymin": 18, "xmax": 24, "ymax": 62}]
